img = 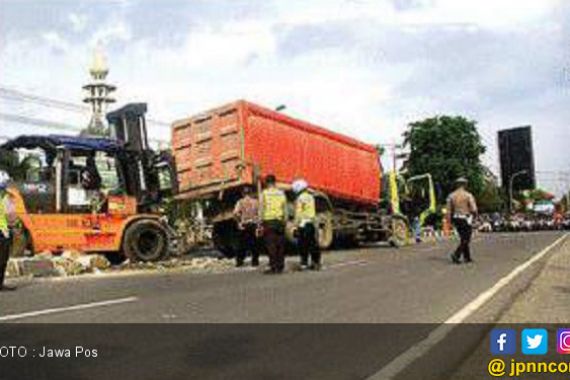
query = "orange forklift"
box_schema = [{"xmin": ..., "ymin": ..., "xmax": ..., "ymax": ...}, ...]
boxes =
[{"xmin": 0, "ymin": 103, "xmax": 177, "ymax": 262}]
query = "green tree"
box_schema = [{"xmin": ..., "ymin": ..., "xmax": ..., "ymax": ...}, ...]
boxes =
[
  {"xmin": 403, "ymin": 115, "xmax": 486, "ymax": 202},
  {"xmin": 478, "ymin": 177, "xmax": 504, "ymax": 213},
  {"xmin": 0, "ymin": 148, "xmax": 27, "ymax": 180}
]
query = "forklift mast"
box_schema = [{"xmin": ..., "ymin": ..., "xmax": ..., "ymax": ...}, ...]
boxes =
[
  {"xmin": 106, "ymin": 103, "xmax": 176, "ymax": 210},
  {"xmin": 107, "ymin": 103, "xmax": 149, "ymax": 153}
]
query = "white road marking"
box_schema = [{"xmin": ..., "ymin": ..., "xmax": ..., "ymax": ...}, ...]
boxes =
[
  {"xmin": 0, "ymin": 296, "xmax": 139, "ymax": 322},
  {"xmin": 367, "ymin": 233, "xmax": 568, "ymax": 380},
  {"xmin": 328, "ymin": 259, "xmax": 368, "ymax": 269}
]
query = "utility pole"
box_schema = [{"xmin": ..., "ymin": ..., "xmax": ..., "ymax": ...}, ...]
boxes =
[
  {"xmin": 392, "ymin": 143, "xmax": 397, "ymax": 173},
  {"xmin": 375, "ymin": 142, "xmax": 403, "ymax": 172}
]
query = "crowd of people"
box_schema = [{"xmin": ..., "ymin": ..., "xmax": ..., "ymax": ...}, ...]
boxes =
[
  {"xmin": 233, "ymin": 174, "xmax": 321, "ymax": 274},
  {"xmin": 477, "ymin": 212, "xmax": 570, "ymax": 233}
]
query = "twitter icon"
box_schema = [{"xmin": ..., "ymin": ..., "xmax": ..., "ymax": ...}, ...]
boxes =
[{"xmin": 522, "ymin": 329, "xmax": 548, "ymax": 355}]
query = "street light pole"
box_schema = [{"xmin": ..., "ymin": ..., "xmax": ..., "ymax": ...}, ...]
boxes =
[{"xmin": 509, "ymin": 170, "xmax": 527, "ymax": 214}]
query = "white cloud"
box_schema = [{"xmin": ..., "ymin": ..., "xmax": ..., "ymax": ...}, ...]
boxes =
[
  {"xmin": 262, "ymin": 0, "xmax": 560, "ymax": 29},
  {"xmin": 68, "ymin": 12, "xmax": 88, "ymax": 33},
  {"xmin": 416, "ymin": 0, "xmax": 560, "ymax": 28},
  {"xmin": 89, "ymin": 20, "xmax": 132, "ymax": 47},
  {"xmin": 181, "ymin": 23, "xmax": 276, "ymax": 68},
  {"xmin": 0, "ymin": 0, "xmax": 568, "ymax": 192},
  {"xmin": 42, "ymin": 31, "xmax": 69, "ymax": 52}
]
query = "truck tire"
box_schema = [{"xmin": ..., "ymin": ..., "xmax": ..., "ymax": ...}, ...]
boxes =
[
  {"xmin": 389, "ymin": 216, "xmax": 410, "ymax": 248},
  {"xmin": 317, "ymin": 211, "xmax": 334, "ymax": 250},
  {"xmin": 212, "ymin": 221, "xmax": 239, "ymax": 258},
  {"xmin": 123, "ymin": 219, "xmax": 168, "ymax": 262}
]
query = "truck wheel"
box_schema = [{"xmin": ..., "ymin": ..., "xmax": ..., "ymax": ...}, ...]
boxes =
[
  {"xmin": 212, "ymin": 221, "xmax": 239, "ymax": 258},
  {"xmin": 317, "ymin": 211, "xmax": 334, "ymax": 250},
  {"xmin": 123, "ymin": 220, "xmax": 168, "ymax": 262},
  {"xmin": 389, "ymin": 217, "xmax": 410, "ymax": 248}
]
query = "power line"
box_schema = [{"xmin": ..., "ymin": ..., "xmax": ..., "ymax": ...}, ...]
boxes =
[
  {"xmin": 0, "ymin": 87, "xmax": 86, "ymax": 112},
  {"xmin": 0, "ymin": 86, "xmax": 170, "ymax": 127},
  {"xmin": 0, "ymin": 112, "xmax": 167, "ymax": 145},
  {"xmin": 0, "ymin": 112, "xmax": 80, "ymax": 132}
]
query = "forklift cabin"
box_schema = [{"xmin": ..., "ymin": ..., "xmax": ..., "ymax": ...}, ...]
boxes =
[{"xmin": 0, "ymin": 103, "xmax": 176, "ymax": 261}]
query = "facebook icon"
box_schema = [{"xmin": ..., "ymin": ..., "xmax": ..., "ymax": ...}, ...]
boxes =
[{"xmin": 490, "ymin": 329, "xmax": 516, "ymax": 355}]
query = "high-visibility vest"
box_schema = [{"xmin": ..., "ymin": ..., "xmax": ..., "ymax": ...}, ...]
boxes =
[
  {"xmin": 0, "ymin": 194, "xmax": 9, "ymax": 235},
  {"xmin": 294, "ymin": 191, "xmax": 316, "ymax": 225},
  {"xmin": 261, "ymin": 188, "xmax": 287, "ymax": 221}
]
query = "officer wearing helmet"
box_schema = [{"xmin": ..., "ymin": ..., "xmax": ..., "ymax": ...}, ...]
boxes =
[
  {"xmin": 446, "ymin": 177, "xmax": 478, "ymax": 264},
  {"xmin": 0, "ymin": 170, "xmax": 17, "ymax": 291},
  {"xmin": 292, "ymin": 178, "xmax": 321, "ymax": 271}
]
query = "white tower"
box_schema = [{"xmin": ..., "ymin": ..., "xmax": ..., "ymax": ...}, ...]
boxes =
[{"xmin": 82, "ymin": 47, "xmax": 116, "ymax": 136}]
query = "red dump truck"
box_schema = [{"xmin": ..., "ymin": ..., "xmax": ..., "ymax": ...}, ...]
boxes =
[{"xmin": 172, "ymin": 100, "xmax": 412, "ymax": 256}]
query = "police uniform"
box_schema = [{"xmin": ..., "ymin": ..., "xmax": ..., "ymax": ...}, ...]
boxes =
[
  {"xmin": 233, "ymin": 195, "xmax": 261, "ymax": 267},
  {"xmin": 447, "ymin": 184, "xmax": 478, "ymax": 263},
  {"xmin": 261, "ymin": 187, "xmax": 287, "ymax": 273},
  {"xmin": 294, "ymin": 190, "xmax": 320, "ymax": 269},
  {"xmin": 0, "ymin": 191, "xmax": 15, "ymax": 290}
]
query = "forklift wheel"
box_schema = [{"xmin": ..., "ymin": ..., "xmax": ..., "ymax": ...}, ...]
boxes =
[
  {"xmin": 104, "ymin": 253, "xmax": 127, "ymax": 266},
  {"xmin": 123, "ymin": 219, "xmax": 168, "ymax": 262}
]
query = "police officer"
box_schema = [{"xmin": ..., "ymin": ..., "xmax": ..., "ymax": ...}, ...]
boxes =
[
  {"xmin": 292, "ymin": 179, "xmax": 321, "ymax": 271},
  {"xmin": 0, "ymin": 171, "xmax": 17, "ymax": 291},
  {"xmin": 447, "ymin": 177, "xmax": 478, "ymax": 264},
  {"xmin": 260, "ymin": 174, "xmax": 287, "ymax": 274},
  {"xmin": 233, "ymin": 185, "xmax": 260, "ymax": 267}
]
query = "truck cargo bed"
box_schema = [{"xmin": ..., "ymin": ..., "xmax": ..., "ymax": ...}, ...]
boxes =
[{"xmin": 172, "ymin": 101, "xmax": 381, "ymax": 205}]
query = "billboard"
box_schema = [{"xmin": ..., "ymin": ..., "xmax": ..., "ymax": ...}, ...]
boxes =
[{"xmin": 498, "ymin": 126, "xmax": 536, "ymax": 192}]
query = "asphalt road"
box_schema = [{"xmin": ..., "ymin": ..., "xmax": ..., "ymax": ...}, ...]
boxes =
[{"xmin": 0, "ymin": 232, "xmax": 567, "ymax": 380}]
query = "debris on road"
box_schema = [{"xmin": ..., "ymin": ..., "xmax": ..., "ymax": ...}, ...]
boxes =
[
  {"xmin": 6, "ymin": 251, "xmax": 234, "ymax": 279},
  {"xmin": 115, "ymin": 256, "xmax": 234, "ymax": 274}
]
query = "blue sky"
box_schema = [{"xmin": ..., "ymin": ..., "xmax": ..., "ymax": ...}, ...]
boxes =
[{"xmin": 0, "ymin": 0, "xmax": 568, "ymax": 193}]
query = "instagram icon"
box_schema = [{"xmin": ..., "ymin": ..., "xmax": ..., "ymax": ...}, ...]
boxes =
[{"xmin": 557, "ymin": 329, "xmax": 570, "ymax": 354}]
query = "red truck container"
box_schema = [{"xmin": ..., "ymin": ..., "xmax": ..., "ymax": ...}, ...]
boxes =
[
  {"xmin": 172, "ymin": 100, "xmax": 381, "ymax": 204},
  {"xmin": 172, "ymin": 100, "xmax": 402, "ymax": 255}
]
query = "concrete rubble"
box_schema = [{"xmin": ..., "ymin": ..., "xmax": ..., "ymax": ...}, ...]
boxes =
[
  {"xmin": 6, "ymin": 251, "xmax": 234, "ymax": 279},
  {"xmin": 6, "ymin": 250, "xmax": 112, "ymax": 278},
  {"xmin": 116, "ymin": 256, "xmax": 234, "ymax": 273}
]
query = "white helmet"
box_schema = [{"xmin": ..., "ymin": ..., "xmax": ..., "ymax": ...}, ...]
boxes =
[
  {"xmin": 292, "ymin": 178, "xmax": 308, "ymax": 194},
  {"xmin": 0, "ymin": 170, "xmax": 10, "ymax": 189}
]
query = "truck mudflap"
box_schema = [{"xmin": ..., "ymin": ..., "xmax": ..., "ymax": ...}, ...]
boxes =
[{"xmin": 161, "ymin": 216, "xmax": 182, "ymax": 256}]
